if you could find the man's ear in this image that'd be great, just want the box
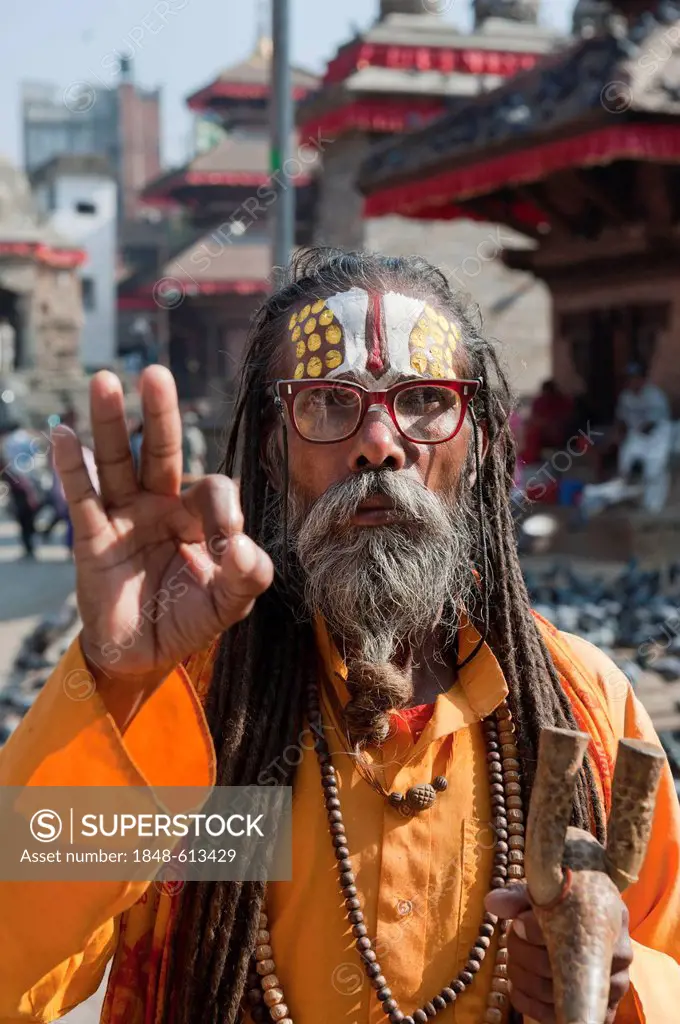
[467,420,489,488]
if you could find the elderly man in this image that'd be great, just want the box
[1,250,679,1024]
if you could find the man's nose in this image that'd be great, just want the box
[347,408,406,472]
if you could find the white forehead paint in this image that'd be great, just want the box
[324,288,369,375]
[325,289,428,381]
[382,293,428,378]
[288,289,462,381]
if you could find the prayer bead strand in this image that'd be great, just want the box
[247,689,525,1023]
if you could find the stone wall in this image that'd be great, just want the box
[313,136,551,397]
[313,134,370,253]
[30,265,83,375]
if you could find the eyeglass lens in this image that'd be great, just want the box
[293,384,462,442]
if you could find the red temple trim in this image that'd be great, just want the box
[123,280,269,301]
[0,241,85,268]
[145,169,312,201]
[186,172,274,186]
[300,99,444,139]
[325,41,541,84]
[364,124,680,218]
[183,280,267,295]
[117,295,159,312]
[188,82,310,109]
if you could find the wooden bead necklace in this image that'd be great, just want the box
[246,686,525,1024]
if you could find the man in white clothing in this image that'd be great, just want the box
[616,363,672,513]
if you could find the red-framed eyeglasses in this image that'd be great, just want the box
[274,377,481,445]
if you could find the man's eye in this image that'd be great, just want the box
[421,387,444,405]
[402,387,442,410]
[329,388,358,407]
[306,388,356,409]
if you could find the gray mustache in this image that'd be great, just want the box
[306,470,440,526]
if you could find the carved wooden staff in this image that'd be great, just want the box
[525,726,665,1024]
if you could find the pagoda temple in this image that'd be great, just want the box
[360,0,680,420]
[0,158,84,377]
[298,0,563,395]
[121,35,318,404]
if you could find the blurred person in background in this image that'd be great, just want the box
[0,317,16,373]
[521,379,574,465]
[616,363,672,513]
[129,421,144,476]
[182,407,207,482]
[0,421,43,558]
[131,413,205,488]
[40,442,71,545]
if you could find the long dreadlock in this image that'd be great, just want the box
[170,248,606,1024]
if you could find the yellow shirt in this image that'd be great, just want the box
[0,624,679,1023]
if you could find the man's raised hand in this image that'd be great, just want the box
[53,366,273,701]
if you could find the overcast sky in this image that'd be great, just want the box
[1,0,574,170]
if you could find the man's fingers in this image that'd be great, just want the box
[90,371,138,508]
[506,928,553,979]
[178,475,273,631]
[511,909,545,946]
[609,902,632,1010]
[612,935,634,972]
[507,962,554,1006]
[139,366,183,495]
[609,969,631,1009]
[489,884,555,1022]
[52,427,109,541]
[210,535,274,627]
[508,984,556,1024]
[484,884,531,921]
[180,476,245,557]
[486,887,546,945]
[612,904,633,967]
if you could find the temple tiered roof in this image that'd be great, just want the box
[359,2,680,239]
[187,37,318,125]
[143,133,317,205]
[298,4,561,139]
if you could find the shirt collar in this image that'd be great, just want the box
[313,615,508,743]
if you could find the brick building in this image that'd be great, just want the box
[117,68,162,223]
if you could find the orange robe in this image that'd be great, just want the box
[0,620,679,1023]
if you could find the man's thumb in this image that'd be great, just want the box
[484,883,531,920]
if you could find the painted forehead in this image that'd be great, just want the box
[286,288,463,381]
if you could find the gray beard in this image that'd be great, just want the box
[284,469,476,666]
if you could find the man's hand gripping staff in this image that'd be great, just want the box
[489,726,664,1024]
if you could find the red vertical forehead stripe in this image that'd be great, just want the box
[365,290,390,379]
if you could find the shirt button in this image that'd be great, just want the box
[397,899,413,917]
